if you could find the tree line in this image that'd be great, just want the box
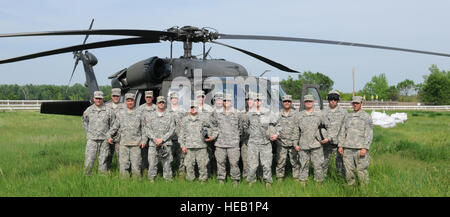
[280,64,449,105]
[1,65,448,105]
[0,83,112,101]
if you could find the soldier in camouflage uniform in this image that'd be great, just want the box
[179,101,218,182]
[321,90,347,177]
[195,90,217,175]
[213,94,243,186]
[213,91,224,113]
[139,90,156,172]
[240,92,257,179]
[106,93,146,178]
[243,93,279,188]
[338,96,373,186]
[82,91,115,175]
[142,96,175,182]
[295,95,329,185]
[275,95,300,182]
[105,88,125,170]
[168,92,187,176]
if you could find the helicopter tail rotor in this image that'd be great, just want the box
[65,19,94,93]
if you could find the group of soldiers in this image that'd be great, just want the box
[82,88,373,187]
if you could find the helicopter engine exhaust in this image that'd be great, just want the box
[110,56,170,89]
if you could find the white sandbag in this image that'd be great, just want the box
[371,111,407,128]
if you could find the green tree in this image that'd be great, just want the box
[419,65,450,105]
[280,71,334,99]
[360,73,389,100]
[387,85,400,101]
[397,79,416,97]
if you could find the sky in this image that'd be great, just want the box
[0,0,449,92]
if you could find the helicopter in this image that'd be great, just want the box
[1,20,449,115]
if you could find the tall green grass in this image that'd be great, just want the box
[0,110,448,196]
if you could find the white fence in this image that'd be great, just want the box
[292,103,449,111]
[0,100,449,111]
[0,100,59,110]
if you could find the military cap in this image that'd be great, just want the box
[190,100,199,108]
[125,93,135,100]
[195,90,205,97]
[214,91,224,100]
[223,93,233,101]
[303,94,314,102]
[328,90,340,96]
[256,93,266,100]
[352,96,363,103]
[145,90,153,97]
[111,88,121,96]
[157,96,166,103]
[93,91,104,99]
[169,92,178,99]
[282,95,292,102]
[327,90,340,101]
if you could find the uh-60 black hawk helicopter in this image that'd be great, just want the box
[1,19,449,115]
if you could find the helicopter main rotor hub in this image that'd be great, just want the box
[163,26,219,43]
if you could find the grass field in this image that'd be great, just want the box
[0,110,448,197]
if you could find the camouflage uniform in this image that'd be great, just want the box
[106,104,145,178]
[275,108,300,179]
[213,106,243,181]
[196,90,217,175]
[105,100,125,169]
[169,104,187,175]
[338,98,373,185]
[321,104,347,177]
[142,102,175,181]
[82,96,115,175]
[179,110,218,181]
[138,102,156,171]
[243,107,278,184]
[296,108,328,183]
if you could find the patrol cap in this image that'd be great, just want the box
[157,96,166,103]
[111,88,121,96]
[303,94,314,102]
[327,90,340,101]
[214,91,224,100]
[195,90,205,97]
[256,93,266,100]
[223,93,233,101]
[125,93,135,100]
[190,100,199,108]
[93,91,104,99]
[145,91,153,97]
[282,95,292,102]
[352,96,363,103]
[169,92,178,99]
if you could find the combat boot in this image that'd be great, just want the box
[265,182,272,189]
[248,181,256,187]
[219,180,224,185]
[233,180,239,188]
[277,177,283,183]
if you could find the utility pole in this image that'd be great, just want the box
[352,66,355,97]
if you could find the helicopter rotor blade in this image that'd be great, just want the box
[0,37,159,64]
[65,58,80,93]
[217,34,450,58]
[0,29,176,38]
[211,41,298,73]
[82,19,95,45]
